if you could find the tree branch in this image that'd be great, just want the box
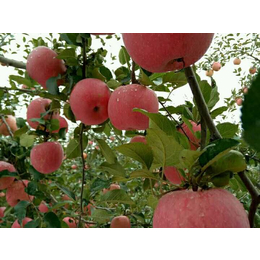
[184,66,222,141]
[0,115,14,137]
[0,55,26,69]
[200,117,207,150]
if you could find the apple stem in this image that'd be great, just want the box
[0,115,14,138]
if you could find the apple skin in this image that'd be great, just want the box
[178,121,201,150]
[249,67,257,74]
[110,216,131,228]
[212,62,221,71]
[0,115,18,136]
[205,69,214,77]
[0,207,6,221]
[27,98,59,129]
[108,84,159,130]
[52,116,68,133]
[63,217,77,228]
[38,201,49,213]
[233,58,241,65]
[26,46,66,89]
[30,142,64,174]
[0,161,16,190]
[164,166,184,185]
[130,135,147,144]
[236,98,243,106]
[70,78,111,125]
[153,189,250,228]
[6,180,34,207]
[122,33,214,73]
[11,217,33,228]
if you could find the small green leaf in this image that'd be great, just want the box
[100,189,134,205]
[20,133,36,147]
[65,136,88,159]
[96,139,117,164]
[99,162,126,178]
[46,76,60,95]
[55,183,76,201]
[129,169,160,181]
[24,218,40,228]
[216,123,238,138]
[64,103,76,123]
[91,209,113,224]
[14,201,30,225]
[44,212,61,228]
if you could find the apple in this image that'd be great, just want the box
[0,192,5,197]
[26,46,66,89]
[110,216,131,228]
[108,84,159,130]
[63,217,77,228]
[164,166,185,185]
[249,67,257,74]
[212,62,221,71]
[178,121,201,150]
[233,58,241,65]
[122,33,214,72]
[110,136,115,141]
[0,115,18,136]
[153,188,250,228]
[52,116,68,133]
[83,152,87,159]
[62,194,73,209]
[236,98,243,106]
[38,201,49,213]
[30,142,64,174]
[130,135,147,144]
[0,161,16,190]
[0,207,6,219]
[205,69,214,77]
[6,180,34,207]
[243,87,248,94]
[109,184,120,190]
[11,217,33,228]
[27,98,59,129]
[71,164,78,170]
[70,78,111,125]
[88,140,93,145]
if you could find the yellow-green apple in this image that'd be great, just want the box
[0,161,16,190]
[122,33,214,72]
[70,78,110,125]
[0,115,17,136]
[110,216,131,228]
[26,46,66,89]
[108,84,158,130]
[30,142,64,174]
[153,189,250,228]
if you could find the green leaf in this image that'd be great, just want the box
[199,139,240,171]
[55,183,76,201]
[0,169,18,178]
[179,149,202,171]
[116,143,153,169]
[9,75,34,88]
[46,75,60,95]
[43,212,61,228]
[129,169,160,181]
[14,201,30,225]
[162,71,187,87]
[99,66,112,81]
[65,136,88,159]
[91,209,113,224]
[210,106,228,119]
[216,123,238,138]
[147,195,159,210]
[14,125,29,138]
[60,33,80,46]
[29,166,43,181]
[139,68,153,86]
[242,72,260,152]
[100,189,134,205]
[96,139,117,164]
[90,178,110,192]
[99,162,126,178]
[208,86,220,110]
[64,103,76,123]
[119,46,130,65]
[19,133,36,147]
[24,218,40,228]
[56,48,76,59]
[107,79,121,90]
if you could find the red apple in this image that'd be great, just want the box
[109,184,120,190]
[122,33,214,72]
[52,116,68,133]
[63,217,77,228]
[108,84,159,130]
[130,135,147,144]
[12,217,33,228]
[205,69,214,77]
[26,46,66,89]
[164,166,185,185]
[249,67,257,74]
[0,115,18,136]
[110,216,131,228]
[212,62,221,71]
[6,180,34,207]
[178,121,201,150]
[0,161,16,190]
[27,98,59,129]
[30,142,64,174]
[243,87,248,94]
[71,164,78,170]
[70,78,111,125]
[0,207,6,219]
[88,141,93,145]
[38,201,49,213]
[236,98,243,106]
[153,188,250,228]
[233,58,241,65]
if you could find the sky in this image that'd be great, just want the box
[0,33,252,126]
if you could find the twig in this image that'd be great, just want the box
[131,61,138,84]
[0,55,26,69]
[0,115,14,137]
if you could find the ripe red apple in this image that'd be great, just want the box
[70,78,111,125]
[0,115,18,136]
[212,62,221,71]
[38,201,49,213]
[6,180,34,207]
[63,217,77,228]
[233,58,241,65]
[0,161,16,190]
[108,84,159,130]
[249,67,257,74]
[71,164,78,170]
[110,216,131,228]
[205,69,214,77]
[26,46,67,89]
[178,121,201,150]
[153,189,250,228]
[236,98,243,106]
[30,142,64,174]
[164,166,185,185]
[52,116,68,133]
[122,33,214,72]
[11,217,33,228]
[130,135,147,144]
[27,98,59,129]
